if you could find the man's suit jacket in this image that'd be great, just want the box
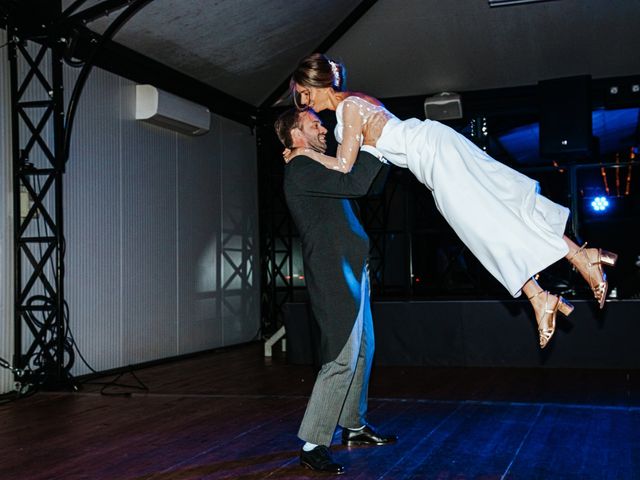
[283,151,387,363]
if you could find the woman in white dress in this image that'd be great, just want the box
[286,53,617,349]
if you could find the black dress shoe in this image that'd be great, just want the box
[300,445,345,474]
[341,424,398,446]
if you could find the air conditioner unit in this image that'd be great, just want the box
[424,92,463,121]
[135,84,210,135]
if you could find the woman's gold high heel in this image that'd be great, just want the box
[568,243,618,309]
[527,291,575,349]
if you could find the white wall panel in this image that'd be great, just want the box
[119,79,178,365]
[176,115,224,354]
[64,67,122,373]
[1,28,15,394]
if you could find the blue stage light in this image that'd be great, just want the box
[590,196,610,212]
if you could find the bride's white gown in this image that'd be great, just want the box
[335,96,569,297]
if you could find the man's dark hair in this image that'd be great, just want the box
[274,107,308,148]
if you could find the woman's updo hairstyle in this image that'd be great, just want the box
[290,53,346,109]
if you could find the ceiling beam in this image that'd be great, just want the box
[64,0,137,25]
[70,26,257,126]
[0,1,258,127]
[0,0,62,35]
[259,0,379,110]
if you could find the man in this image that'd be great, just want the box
[274,108,396,475]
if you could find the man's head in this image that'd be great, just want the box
[274,108,327,153]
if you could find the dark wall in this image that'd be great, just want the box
[284,300,640,369]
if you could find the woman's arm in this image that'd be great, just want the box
[335,97,368,171]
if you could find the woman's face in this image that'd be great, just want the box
[295,84,329,111]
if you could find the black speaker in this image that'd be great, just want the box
[538,75,593,158]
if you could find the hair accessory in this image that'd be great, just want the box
[328,60,340,87]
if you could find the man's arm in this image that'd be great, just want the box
[367,163,390,197]
[286,151,383,198]
[358,110,390,196]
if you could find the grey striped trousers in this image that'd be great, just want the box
[297,268,374,446]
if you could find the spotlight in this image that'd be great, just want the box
[609,86,619,95]
[590,196,610,212]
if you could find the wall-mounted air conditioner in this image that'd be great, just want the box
[135,84,210,135]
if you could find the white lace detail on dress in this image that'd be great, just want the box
[334,96,391,171]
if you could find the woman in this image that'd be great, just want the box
[286,53,617,349]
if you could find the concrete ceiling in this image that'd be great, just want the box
[69,0,363,105]
[64,0,640,107]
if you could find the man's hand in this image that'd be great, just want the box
[362,111,391,146]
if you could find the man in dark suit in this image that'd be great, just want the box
[274,108,396,475]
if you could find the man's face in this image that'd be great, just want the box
[296,110,327,153]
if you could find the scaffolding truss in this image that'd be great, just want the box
[8,20,70,388]
[5,0,154,390]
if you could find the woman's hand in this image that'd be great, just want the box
[283,147,306,162]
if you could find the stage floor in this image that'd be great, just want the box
[1,343,639,479]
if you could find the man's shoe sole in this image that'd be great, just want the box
[300,459,345,474]
[342,440,393,446]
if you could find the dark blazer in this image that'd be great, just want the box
[284,151,387,363]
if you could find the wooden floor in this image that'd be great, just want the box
[1,342,640,479]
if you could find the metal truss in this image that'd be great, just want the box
[257,126,295,337]
[221,201,258,335]
[359,182,395,293]
[4,0,153,390]
[8,25,70,388]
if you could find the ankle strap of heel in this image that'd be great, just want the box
[527,290,547,301]
[567,242,588,263]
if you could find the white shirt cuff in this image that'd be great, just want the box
[360,145,388,164]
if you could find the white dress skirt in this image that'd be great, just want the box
[335,97,570,297]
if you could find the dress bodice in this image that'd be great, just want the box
[333,95,410,170]
[334,96,394,144]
